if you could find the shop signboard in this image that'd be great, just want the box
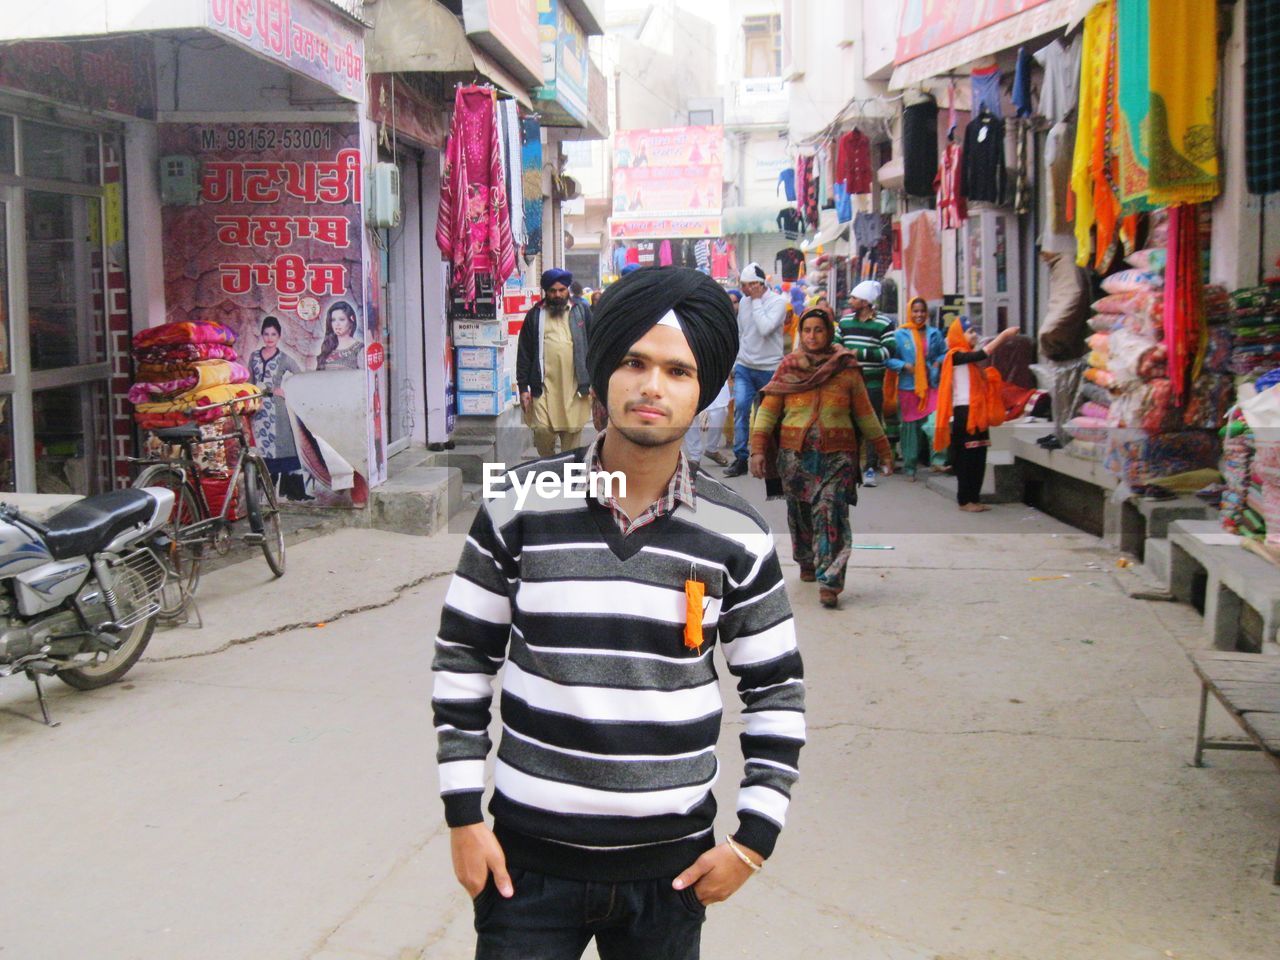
[463,0,542,88]
[535,0,589,127]
[160,121,372,508]
[368,74,447,150]
[206,0,366,101]
[610,126,724,239]
[0,37,156,118]
[895,0,1052,63]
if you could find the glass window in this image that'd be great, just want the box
[0,116,15,175]
[33,382,107,496]
[0,395,13,493]
[26,192,106,370]
[21,121,100,185]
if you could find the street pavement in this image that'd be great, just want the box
[2,471,1279,959]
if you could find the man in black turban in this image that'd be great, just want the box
[437,265,803,960]
[516,268,592,456]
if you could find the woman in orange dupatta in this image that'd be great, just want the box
[934,319,1017,512]
[884,297,947,480]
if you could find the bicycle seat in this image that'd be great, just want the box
[41,489,158,560]
[152,425,203,442]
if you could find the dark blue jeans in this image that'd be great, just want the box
[473,867,705,960]
[732,363,777,463]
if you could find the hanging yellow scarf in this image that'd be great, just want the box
[1147,0,1220,205]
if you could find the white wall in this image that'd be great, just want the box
[123,119,166,332]
[785,1,886,143]
[862,0,902,80]
[0,0,205,39]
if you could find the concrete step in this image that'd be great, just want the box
[369,464,463,537]
[1143,536,1173,591]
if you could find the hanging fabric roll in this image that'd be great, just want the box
[902,92,938,198]
[1071,1,1113,268]
[520,114,543,259]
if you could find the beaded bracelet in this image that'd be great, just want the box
[725,835,763,872]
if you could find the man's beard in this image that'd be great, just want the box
[608,400,691,448]
[544,300,569,316]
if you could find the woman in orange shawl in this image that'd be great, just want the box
[884,297,947,480]
[934,319,1017,512]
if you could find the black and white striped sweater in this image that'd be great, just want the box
[432,451,805,881]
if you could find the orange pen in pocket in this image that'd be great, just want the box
[684,570,705,652]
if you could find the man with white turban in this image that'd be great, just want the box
[838,279,897,484]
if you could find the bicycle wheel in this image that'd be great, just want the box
[242,456,285,577]
[133,465,205,618]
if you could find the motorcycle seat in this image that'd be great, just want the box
[41,489,158,560]
[151,425,202,442]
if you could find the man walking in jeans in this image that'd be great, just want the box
[433,266,805,960]
[724,262,787,477]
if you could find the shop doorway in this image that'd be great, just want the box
[0,114,118,496]
[378,150,424,459]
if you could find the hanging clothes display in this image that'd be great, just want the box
[659,240,673,267]
[902,94,939,198]
[1071,2,1112,267]
[710,239,737,280]
[778,167,796,201]
[777,207,803,239]
[1163,204,1204,401]
[500,100,525,248]
[437,85,516,307]
[635,240,658,266]
[1246,0,1280,194]
[775,247,805,282]
[961,110,1006,204]
[1012,47,1033,118]
[1116,0,1155,212]
[1036,34,1082,255]
[970,65,1004,117]
[520,115,543,259]
[796,155,819,228]
[694,239,711,273]
[1146,0,1220,205]
[835,128,872,194]
[1088,1,1122,267]
[934,140,966,228]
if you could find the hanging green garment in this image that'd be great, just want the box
[1116,0,1156,212]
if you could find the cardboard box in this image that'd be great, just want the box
[452,320,506,347]
[457,390,505,416]
[458,367,501,392]
[456,346,501,369]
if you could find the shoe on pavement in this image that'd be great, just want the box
[819,588,839,608]
[799,566,816,582]
[862,468,877,488]
[723,459,749,478]
[706,450,731,466]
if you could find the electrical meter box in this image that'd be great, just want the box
[159,155,200,206]
[369,162,401,228]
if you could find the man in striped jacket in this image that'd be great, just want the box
[433,267,805,960]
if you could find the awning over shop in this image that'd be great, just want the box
[365,0,474,73]
[364,0,533,107]
[888,0,1093,90]
[802,217,848,252]
[722,205,785,235]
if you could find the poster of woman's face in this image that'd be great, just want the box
[317,299,364,371]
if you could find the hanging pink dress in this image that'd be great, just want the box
[436,85,517,307]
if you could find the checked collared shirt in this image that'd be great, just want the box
[584,429,696,536]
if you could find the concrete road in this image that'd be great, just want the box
[1,475,1278,960]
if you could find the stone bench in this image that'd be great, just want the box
[1190,650,1280,883]
[1169,520,1280,654]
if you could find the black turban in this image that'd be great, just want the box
[587,266,739,414]
[541,268,573,290]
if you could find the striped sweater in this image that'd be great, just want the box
[432,450,805,881]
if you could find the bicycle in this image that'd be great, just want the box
[130,388,285,620]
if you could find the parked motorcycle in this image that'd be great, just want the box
[0,487,175,726]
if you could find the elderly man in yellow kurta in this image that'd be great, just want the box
[516,269,593,456]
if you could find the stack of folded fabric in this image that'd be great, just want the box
[1220,409,1253,535]
[1229,286,1280,379]
[130,321,261,428]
